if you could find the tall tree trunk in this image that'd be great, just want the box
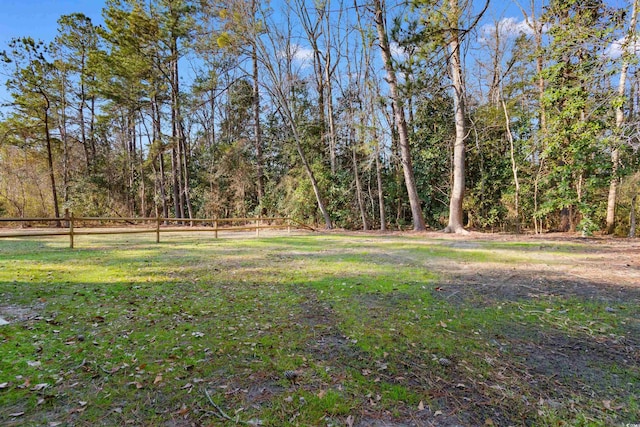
[43,105,61,226]
[630,194,637,238]
[444,0,468,234]
[373,0,425,231]
[502,99,520,233]
[252,43,264,204]
[352,135,368,231]
[374,127,386,231]
[607,0,638,234]
[172,146,183,220]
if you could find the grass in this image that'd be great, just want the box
[0,232,638,426]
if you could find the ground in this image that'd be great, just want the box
[0,230,638,426]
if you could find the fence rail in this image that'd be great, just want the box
[0,216,311,248]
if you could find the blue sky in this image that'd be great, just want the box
[0,0,633,108]
[0,0,104,43]
[0,1,105,106]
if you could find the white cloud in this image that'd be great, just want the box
[390,41,408,59]
[275,43,314,68]
[606,36,640,59]
[291,44,314,63]
[479,17,545,43]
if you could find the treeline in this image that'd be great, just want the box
[1,0,639,235]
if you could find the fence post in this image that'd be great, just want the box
[256,216,261,237]
[69,213,75,249]
[214,218,218,239]
[156,216,160,243]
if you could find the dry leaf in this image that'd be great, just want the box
[346,414,355,427]
[154,374,163,385]
[418,401,425,411]
[31,383,49,391]
[0,382,9,389]
[602,400,612,410]
[9,412,25,417]
[434,410,443,416]
[317,389,327,399]
[439,321,447,328]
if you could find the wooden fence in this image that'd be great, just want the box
[0,216,311,248]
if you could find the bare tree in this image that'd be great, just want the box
[372,0,426,231]
[606,0,638,234]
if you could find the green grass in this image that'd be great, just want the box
[0,232,638,426]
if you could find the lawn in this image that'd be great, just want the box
[0,232,638,426]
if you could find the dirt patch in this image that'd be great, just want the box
[502,326,639,397]
[0,304,43,325]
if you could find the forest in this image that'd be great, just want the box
[1,0,639,235]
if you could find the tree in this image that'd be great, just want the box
[372,0,426,231]
[539,0,619,234]
[2,38,62,223]
[606,0,638,234]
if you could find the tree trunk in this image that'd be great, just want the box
[606,0,638,234]
[353,139,368,231]
[444,1,468,234]
[630,195,637,238]
[171,146,183,220]
[43,105,61,226]
[374,128,387,231]
[373,0,426,231]
[502,100,520,233]
[252,43,265,204]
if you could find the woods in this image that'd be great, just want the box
[1,0,639,235]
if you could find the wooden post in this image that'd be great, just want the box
[214,218,218,239]
[256,216,261,237]
[69,213,75,249]
[156,216,161,243]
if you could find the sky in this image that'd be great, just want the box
[0,0,634,108]
[0,0,104,43]
[0,1,104,106]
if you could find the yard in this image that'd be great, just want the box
[0,231,638,426]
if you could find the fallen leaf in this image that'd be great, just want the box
[154,374,163,385]
[434,410,443,416]
[9,412,25,417]
[602,400,612,410]
[317,389,327,399]
[346,414,355,427]
[79,401,87,406]
[31,383,49,391]
[418,401,425,411]
[0,382,9,389]
[439,321,447,328]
